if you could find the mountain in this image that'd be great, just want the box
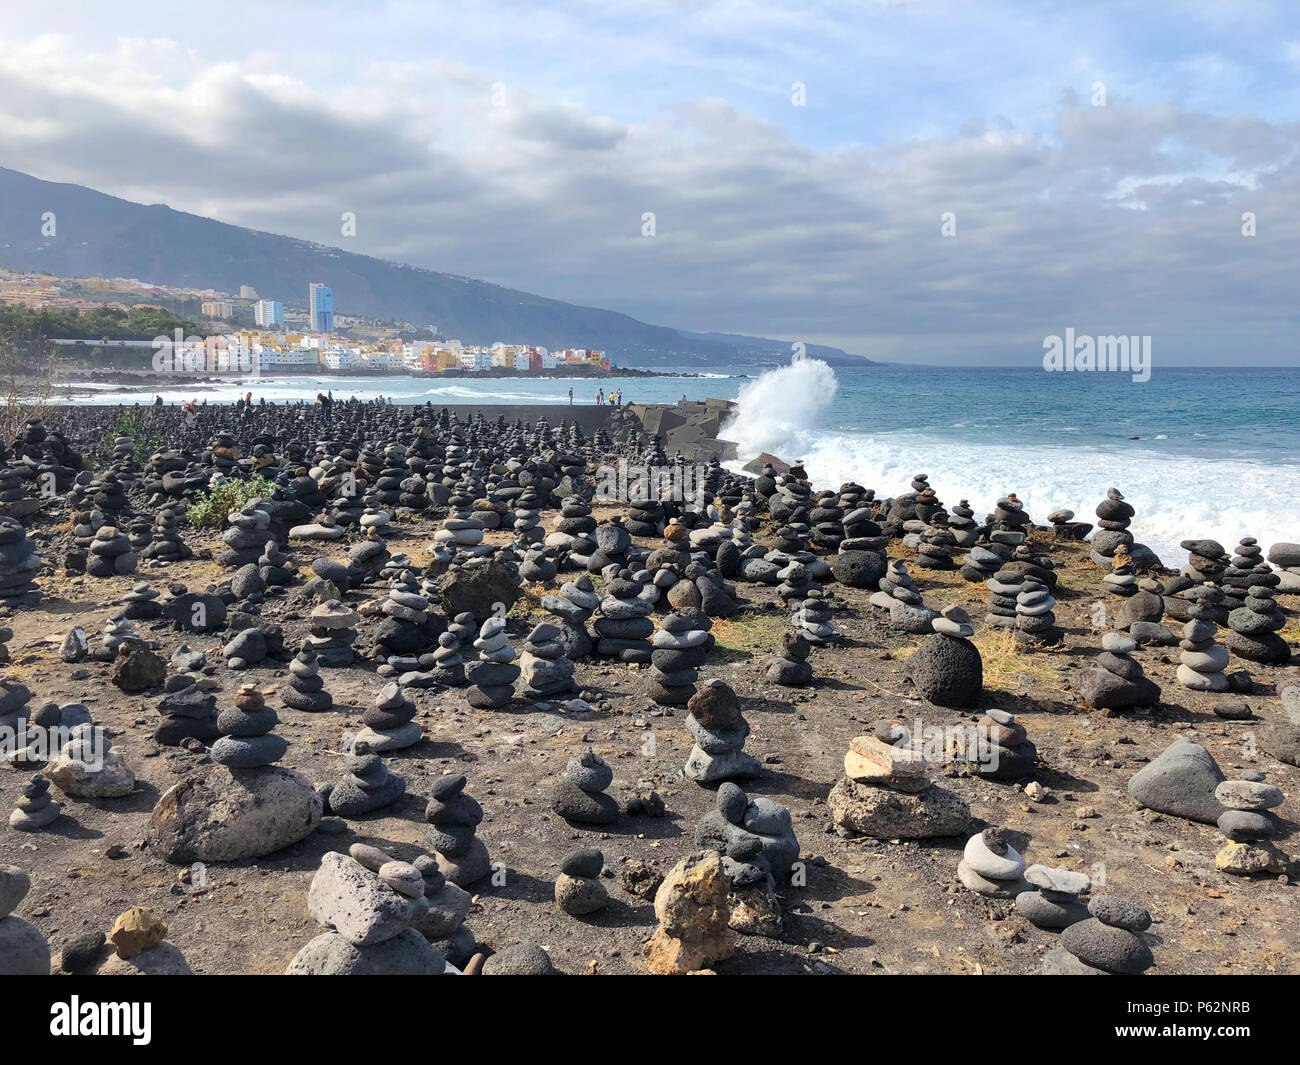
[0,167,872,369]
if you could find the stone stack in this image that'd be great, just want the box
[140,507,192,564]
[683,680,761,784]
[1015,866,1091,930]
[518,545,558,583]
[112,582,159,621]
[552,747,619,824]
[593,570,655,663]
[1221,537,1277,610]
[306,600,360,668]
[541,576,599,659]
[1015,576,1062,646]
[959,543,1002,584]
[647,612,708,706]
[1046,896,1154,975]
[511,486,544,545]
[1225,587,1290,665]
[906,607,984,709]
[1268,542,1300,594]
[410,852,476,965]
[1176,596,1230,692]
[323,752,406,818]
[86,526,136,578]
[427,631,467,686]
[588,516,632,572]
[434,491,485,551]
[279,650,333,713]
[985,567,1025,628]
[286,851,445,975]
[426,773,492,887]
[466,617,520,709]
[1048,508,1092,541]
[695,782,800,937]
[1072,632,1162,711]
[957,827,1027,897]
[220,502,273,567]
[47,722,136,799]
[988,494,1031,549]
[372,584,439,674]
[1214,777,1288,876]
[212,686,287,769]
[1089,487,1135,571]
[870,560,939,634]
[355,682,422,752]
[8,774,60,831]
[829,730,972,839]
[914,512,957,570]
[792,589,839,645]
[518,622,578,700]
[1103,543,1138,597]
[766,629,813,687]
[948,707,1037,782]
[257,541,293,587]
[0,518,40,606]
[948,499,981,547]
[0,867,49,975]
[153,675,219,746]
[555,847,608,916]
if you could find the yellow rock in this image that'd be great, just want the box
[109,906,167,959]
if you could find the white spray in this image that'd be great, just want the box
[723,351,840,461]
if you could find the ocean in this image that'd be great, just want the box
[63,362,1300,566]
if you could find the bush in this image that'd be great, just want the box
[186,476,276,529]
[102,408,164,464]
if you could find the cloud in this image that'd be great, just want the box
[0,6,1296,365]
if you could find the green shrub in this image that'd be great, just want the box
[186,476,276,529]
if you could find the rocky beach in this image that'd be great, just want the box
[0,382,1293,979]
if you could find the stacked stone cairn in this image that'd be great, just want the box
[593,570,655,663]
[793,588,840,645]
[354,682,422,752]
[696,782,800,937]
[427,631,467,686]
[47,721,136,799]
[466,617,519,709]
[870,560,938,634]
[306,600,360,668]
[555,847,608,917]
[948,499,981,547]
[286,850,445,975]
[1225,585,1290,665]
[957,827,1027,897]
[985,566,1025,628]
[426,773,492,887]
[948,707,1037,782]
[960,543,1002,584]
[1176,590,1230,692]
[153,672,219,746]
[1046,896,1154,975]
[279,650,333,713]
[518,622,578,700]
[766,629,813,687]
[1089,487,1135,570]
[1072,632,1161,711]
[828,728,972,839]
[140,506,191,564]
[410,851,476,965]
[0,518,41,606]
[0,866,49,974]
[552,747,619,824]
[323,752,406,818]
[1015,576,1062,647]
[683,680,761,784]
[1220,536,1277,611]
[1214,776,1288,876]
[9,774,60,831]
[87,525,136,578]
[647,611,709,706]
[372,584,437,674]
[212,686,287,769]
[905,605,984,709]
[1268,541,1300,595]
[1015,865,1091,930]
[1103,543,1138,597]
[1048,508,1092,541]
[119,583,163,621]
[541,576,599,659]
[914,511,957,570]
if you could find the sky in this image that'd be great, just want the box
[0,0,1298,365]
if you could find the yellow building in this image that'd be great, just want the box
[436,349,458,371]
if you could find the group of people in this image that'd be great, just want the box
[567,387,624,406]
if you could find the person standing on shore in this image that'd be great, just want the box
[596,388,603,405]
[616,389,622,406]
[568,388,573,406]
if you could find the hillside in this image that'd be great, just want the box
[0,167,871,368]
